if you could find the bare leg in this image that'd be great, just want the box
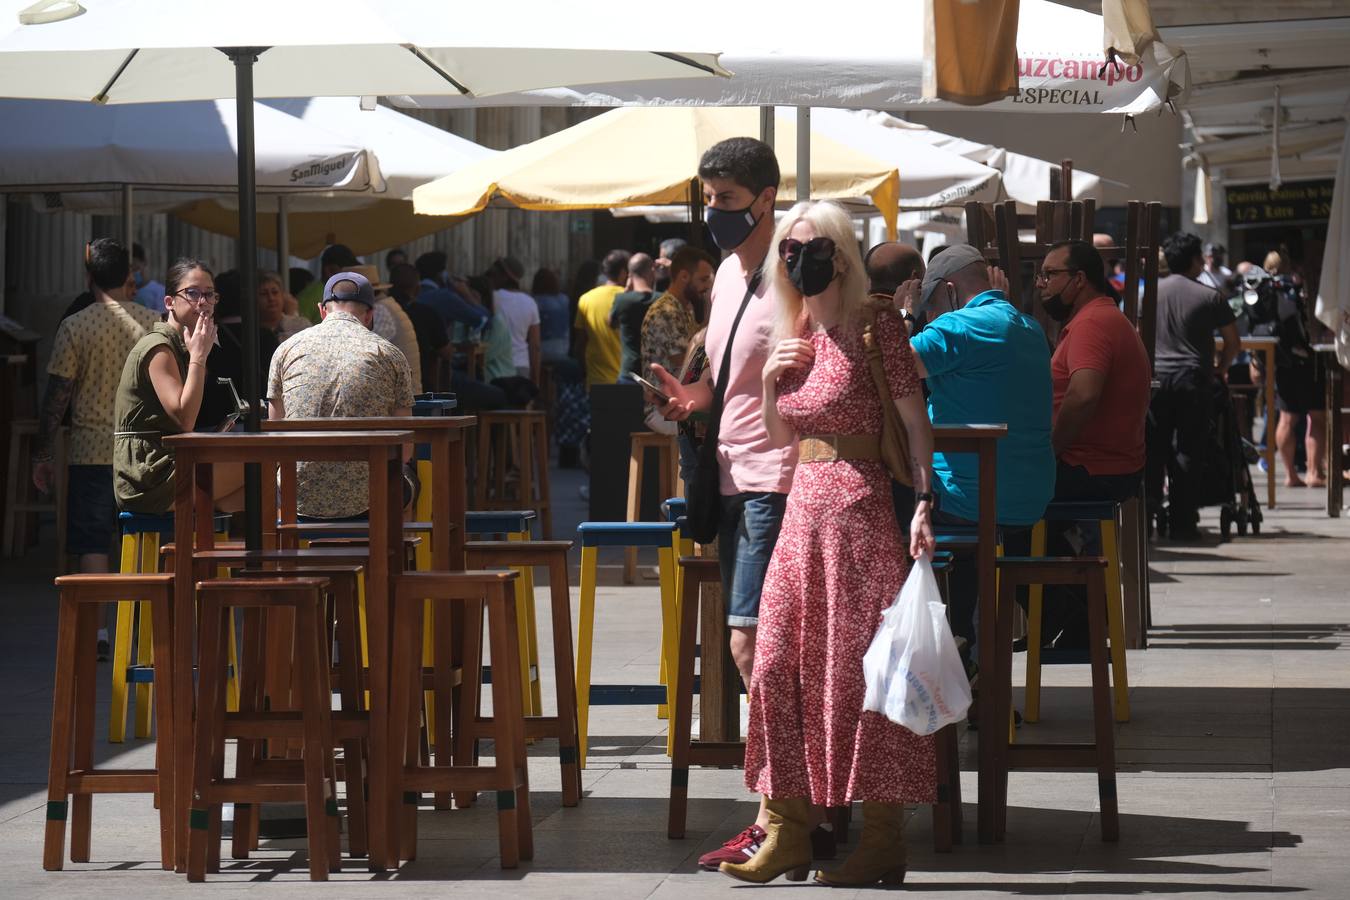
[1276,412,1305,486]
[1306,411,1328,486]
[212,463,248,513]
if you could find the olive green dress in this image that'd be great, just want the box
[113,323,188,514]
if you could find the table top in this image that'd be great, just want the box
[264,416,475,433]
[1216,335,1279,347]
[932,424,1008,439]
[164,430,413,449]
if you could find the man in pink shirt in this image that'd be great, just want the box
[652,137,811,868]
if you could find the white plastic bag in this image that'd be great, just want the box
[862,554,973,735]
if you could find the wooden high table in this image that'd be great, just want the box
[162,429,412,872]
[263,416,476,568]
[931,424,1005,843]
[1216,335,1278,510]
[1313,345,1346,517]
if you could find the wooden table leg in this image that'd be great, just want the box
[1263,346,1278,510]
[172,456,212,871]
[1327,360,1343,518]
[364,449,397,870]
[976,439,1000,844]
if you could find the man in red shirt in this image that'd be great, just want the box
[1038,239,1151,646]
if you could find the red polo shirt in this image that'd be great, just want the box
[1051,297,1151,475]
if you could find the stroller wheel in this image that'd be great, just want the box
[1236,509,1249,536]
[1252,518,1261,536]
[1219,507,1233,543]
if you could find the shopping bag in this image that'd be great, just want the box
[862,554,973,735]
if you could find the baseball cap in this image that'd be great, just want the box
[919,244,987,311]
[322,271,375,307]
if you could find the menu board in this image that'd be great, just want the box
[1226,180,1335,228]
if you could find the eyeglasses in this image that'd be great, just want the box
[1035,267,1076,284]
[778,236,836,262]
[175,287,220,304]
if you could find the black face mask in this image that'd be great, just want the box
[787,250,836,297]
[1041,291,1073,323]
[704,199,763,251]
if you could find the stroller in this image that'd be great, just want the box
[1199,377,1263,541]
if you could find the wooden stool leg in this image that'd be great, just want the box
[658,547,678,747]
[993,572,1018,843]
[499,585,533,861]
[186,602,229,882]
[42,593,80,871]
[667,566,700,839]
[231,609,264,860]
[624,443,642,584]
[452,598,484,808]
[493,423,508,505]
[546,555,582,807]
[295,601,333,881]
[1101,519,1130,722]
[1024,522,1047,723]
[133,533,158,738]
[534,419,552,539]
[1086,569,1120,842]
[932,724,954,853]
[486,588,523,868]
[430,598,455,810]
[474,423,490,509]
[69,602,98,863]
[149,585,177,871]
[390,593,424,861]
[575,546,599,769]
[333,579,369,859]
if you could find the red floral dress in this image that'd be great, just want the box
[743,310,936,806]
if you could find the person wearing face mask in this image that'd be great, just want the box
[893,244,1055,677]
[650,137,819,872]
[131,243,167,313]
[722,200,937,887]
[1037,239,1151,648]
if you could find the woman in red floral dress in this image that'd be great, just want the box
[720,201,937,887]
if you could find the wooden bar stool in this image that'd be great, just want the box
[1027,501,1131,723]
[3,418,63,557]
[110,511,233,743]
[188,578,341,882]
[467,510,543,716]
[390,572,533,868]
[993,557,1119,842]
[576,522,680,767]
[45,574,175,872]
[473,410,552,538]
[623,431,680,583]
[464,539,581,807]
[228,565,371,861]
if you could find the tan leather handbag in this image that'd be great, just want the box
[861,299,913,487]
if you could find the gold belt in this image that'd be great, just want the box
[798,434,881,463]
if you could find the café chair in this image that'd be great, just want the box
[623,431,680,583]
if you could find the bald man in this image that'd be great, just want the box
[865,241,926,302]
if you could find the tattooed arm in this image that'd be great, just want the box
[32,374,73,493]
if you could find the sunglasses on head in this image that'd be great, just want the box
[778,236,836,262]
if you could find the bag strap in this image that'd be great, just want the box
[708,266,764,413]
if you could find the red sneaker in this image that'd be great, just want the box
[698,824,766,870]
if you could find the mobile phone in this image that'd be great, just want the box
[632,373,672,404]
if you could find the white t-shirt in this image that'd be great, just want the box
[493,288,541,369]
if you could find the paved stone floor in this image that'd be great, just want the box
[1,464,1346,898]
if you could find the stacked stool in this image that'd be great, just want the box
[473,410,552,538]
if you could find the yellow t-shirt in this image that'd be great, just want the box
[574,283,624,387]
[48,299,161,466]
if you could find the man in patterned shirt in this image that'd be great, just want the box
[267,271,414,519]
[640,245,716,379]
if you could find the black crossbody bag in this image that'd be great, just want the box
[685,268,763,544]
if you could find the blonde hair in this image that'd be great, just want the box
[1263,250,1287,275]
[766,200,866,341]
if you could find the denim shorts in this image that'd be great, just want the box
[716,491,788,627]
[67,465,117,556]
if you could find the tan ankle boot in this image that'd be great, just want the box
[719,797,812,884]
[813,801,907,887]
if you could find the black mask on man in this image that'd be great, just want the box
[1041,291,1074,323]
[704,198,762,251]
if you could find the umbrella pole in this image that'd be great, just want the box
[227,46,267,550]
[796,106,810,202]
[276,194,290,277]
[121,185,133,247]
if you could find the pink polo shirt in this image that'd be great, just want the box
[704,255,797,495]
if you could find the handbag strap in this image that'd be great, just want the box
[708,266,764,415]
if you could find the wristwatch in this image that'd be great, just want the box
[914,491,935,503]
[897,309,916,326]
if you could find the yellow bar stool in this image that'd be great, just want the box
[1026,500,1130,723]
[575,521,680,768]
[109,511,235,742]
